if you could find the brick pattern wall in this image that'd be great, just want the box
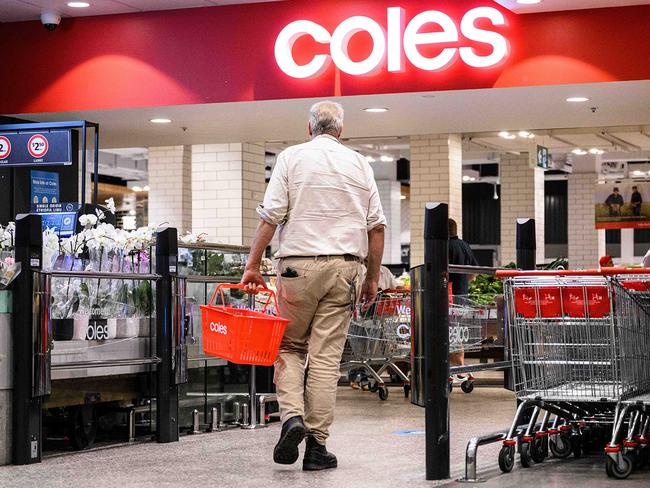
[148,146,192,233]
[191,143,265,245]
[409,134,463,266]
[500,154,545,265]
[568,173,605,269]
[376,180,402,264]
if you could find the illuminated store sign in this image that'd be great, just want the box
[274,6,509,79]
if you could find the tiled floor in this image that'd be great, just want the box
[0,384,646,487]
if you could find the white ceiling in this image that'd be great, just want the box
[0,0,648,22]
[17,80,650,149]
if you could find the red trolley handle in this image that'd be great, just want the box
[496,267,650,278]
[208,283,277,313]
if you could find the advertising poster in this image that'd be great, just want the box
[30,170,60,208]
[596,181,650,229]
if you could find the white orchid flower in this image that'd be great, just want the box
[79,214,98,229]
[95,207,106,222]
[105,197,117,214]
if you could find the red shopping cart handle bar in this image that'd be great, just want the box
[496,267,650,278]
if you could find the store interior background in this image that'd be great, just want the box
[20,80,650,270]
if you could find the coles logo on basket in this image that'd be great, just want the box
[274,5,510,79]
[209,322,228,335]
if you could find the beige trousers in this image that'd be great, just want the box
[274,256,361,445]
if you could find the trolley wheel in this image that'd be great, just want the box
[460,380,474,394]
[550,434,572,459]
[69,405,97,451]
[403,384,411,399]
[571,435,582,459]
[606,455,634,480]
[531,437,547,463]
[378,387,389,401]
[520,442,533,468]
[498,445,515,473]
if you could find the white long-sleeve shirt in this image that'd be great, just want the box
[257,134,387,259]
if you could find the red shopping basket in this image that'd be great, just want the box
[200,284,288,366]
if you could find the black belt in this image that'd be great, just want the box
[284,254,361,262]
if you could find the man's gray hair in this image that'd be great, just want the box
[309,101,344,137]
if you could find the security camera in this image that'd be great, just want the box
[41,11,61,31]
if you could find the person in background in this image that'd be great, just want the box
[600,255,614,268]
[605,187,624,216]
[241,101,386,472]
[448,219,479,382]
[631,186,643,217]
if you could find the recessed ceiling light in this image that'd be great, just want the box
[363,107,388,113]
[498,131,517,140]
[572,149,588,155]
[150,118,172,124]
[380,155,394,162]
[365,156,376,163]
[589,148,605,155]
[67,2,90,7]
[566,97,590,103]
[132,186,143,192]
[516,0,542,4]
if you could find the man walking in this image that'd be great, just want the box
[631,186,643,217]
[241,101,386,471]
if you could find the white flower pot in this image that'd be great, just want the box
[72,314,89,341]
[116,317,139,338]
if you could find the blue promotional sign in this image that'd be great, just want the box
[31,170,60,209]
[41,212,77,237]
[0,130,72,167]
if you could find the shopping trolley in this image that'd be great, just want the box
[342,290,412,401]
[448,295,496,393]
[494,269,650,479]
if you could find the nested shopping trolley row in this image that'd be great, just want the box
[342,290,497,400]
[496,269,650,480]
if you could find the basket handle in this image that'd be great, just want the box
[208,283,278,314]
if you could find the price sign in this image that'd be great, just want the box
[0,136,11,160]
[0,130,71,167]
[28,134,49,158]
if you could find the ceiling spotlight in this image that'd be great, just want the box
[149,118,172,124]
[589,148,605,155]
[365,156,376,163]
[498,131,517,140]
[363,107,389,113]
[463,175,471,182]
[566,97,590,103]
[400,195,407,200]
[518,131,530,138]
[132,186,143,192]
[380,155,394,162]
[633,170,644,176]
[67,1,90,7]
[572,149,588,156]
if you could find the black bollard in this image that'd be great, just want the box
[12,214,45,464]
[516,218,536,271]
[155,227,180,443]
[423,203,450,481]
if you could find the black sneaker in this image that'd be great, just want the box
[303,437,338,471]
[273,416,306,465]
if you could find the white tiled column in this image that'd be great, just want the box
[568,173,606,269]
[500,154,545,266]
[409,134,463,267]
[147,146,192,233]
[191,143,266,245]
[376,180,402,265]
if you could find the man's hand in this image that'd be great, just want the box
[360,278,379,312]
[241,268,266,294]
